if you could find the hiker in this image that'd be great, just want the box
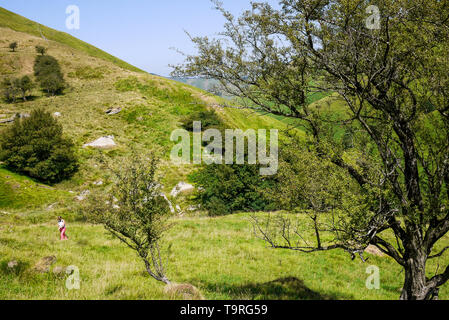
[58,216,68,240]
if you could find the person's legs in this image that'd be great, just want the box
[62,227,68,240]
[59,228,64,240]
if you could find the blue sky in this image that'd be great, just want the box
[1,0,279,76]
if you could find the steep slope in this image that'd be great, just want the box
[0,7,143,73]
[0,8,289,206]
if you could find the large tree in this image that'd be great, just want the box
[173,0,449,300]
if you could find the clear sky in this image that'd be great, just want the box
[0,0,279,76]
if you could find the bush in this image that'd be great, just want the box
[35,46,47,56]
[33,55,66,95]
[190,163,276,216]
[0,109,79,184]
[9,42,17,52]
[180,109,223,132]
[1,76,34,102]
[1,78,20,102]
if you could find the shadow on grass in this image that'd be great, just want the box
[199,276,355,300]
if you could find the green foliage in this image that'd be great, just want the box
[35,45,46,56]
[180,109,223,132]
[190,163,275,216]
[86,154,172,283]
[33,55,66,95]
[0,109,79,184]
[8,41,17,52]
[1,75,34,102]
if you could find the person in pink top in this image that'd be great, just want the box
[58,216,68,240]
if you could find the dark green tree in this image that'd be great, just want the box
[15,76,34,101]
[35,45,47,56]
[0,109,79,184]
[1,78,20,103]
[9,42,17,52]
[33,55,66,95]
[174,0,449,300]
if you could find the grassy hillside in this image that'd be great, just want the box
[1,8,448,301]
[3,211,448,300]
[0,7,143,73]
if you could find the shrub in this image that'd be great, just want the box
[0,76,34,103]
[35,46,47,56]
[0,109,79,184]
[180,109,223,131]
[1,78,20,102]
[9,42,17,52]
[86,154,172,284]
[190,163,276,216]
[33,55,66,95]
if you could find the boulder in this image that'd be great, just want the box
[83,136,116,149]
[53,112,62,117]
[52,266,65,278]
[33,256,57,273]
[170,182,195,198]
[7,260,18,269]
[161,193,175,214]
[105,107,122,115]
[75,190,90,201]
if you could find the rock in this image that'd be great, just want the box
[170,182,195,198]
[52,266,65,277]
[47,202,58,210]
[7,260,18,269]
[93,180,103,186]
[164,283,204,300]
[187,205,199,212]
[83,136,116,149]
[161,193,175,214]
[365,245,385,257]
[33,256,57,273]
[53,112,62,117]
[105,107,122,115]
[75,190,90,201]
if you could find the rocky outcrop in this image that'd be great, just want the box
[170,182,195,198]
[83,136,116,149]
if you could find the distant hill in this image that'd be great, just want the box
[170,77,233,98]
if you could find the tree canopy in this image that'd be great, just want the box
[174,0,449,300]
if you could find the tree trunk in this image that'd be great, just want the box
[400,250,432,300]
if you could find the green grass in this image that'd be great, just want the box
[2,211,445,300]
[0,168,70,210]
[1,7,436,301]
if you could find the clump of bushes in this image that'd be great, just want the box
[33,55,66,95]
[180,109,223,131]
[1,76,34,102]
[190,163,276,216]
[0,109,79,184]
